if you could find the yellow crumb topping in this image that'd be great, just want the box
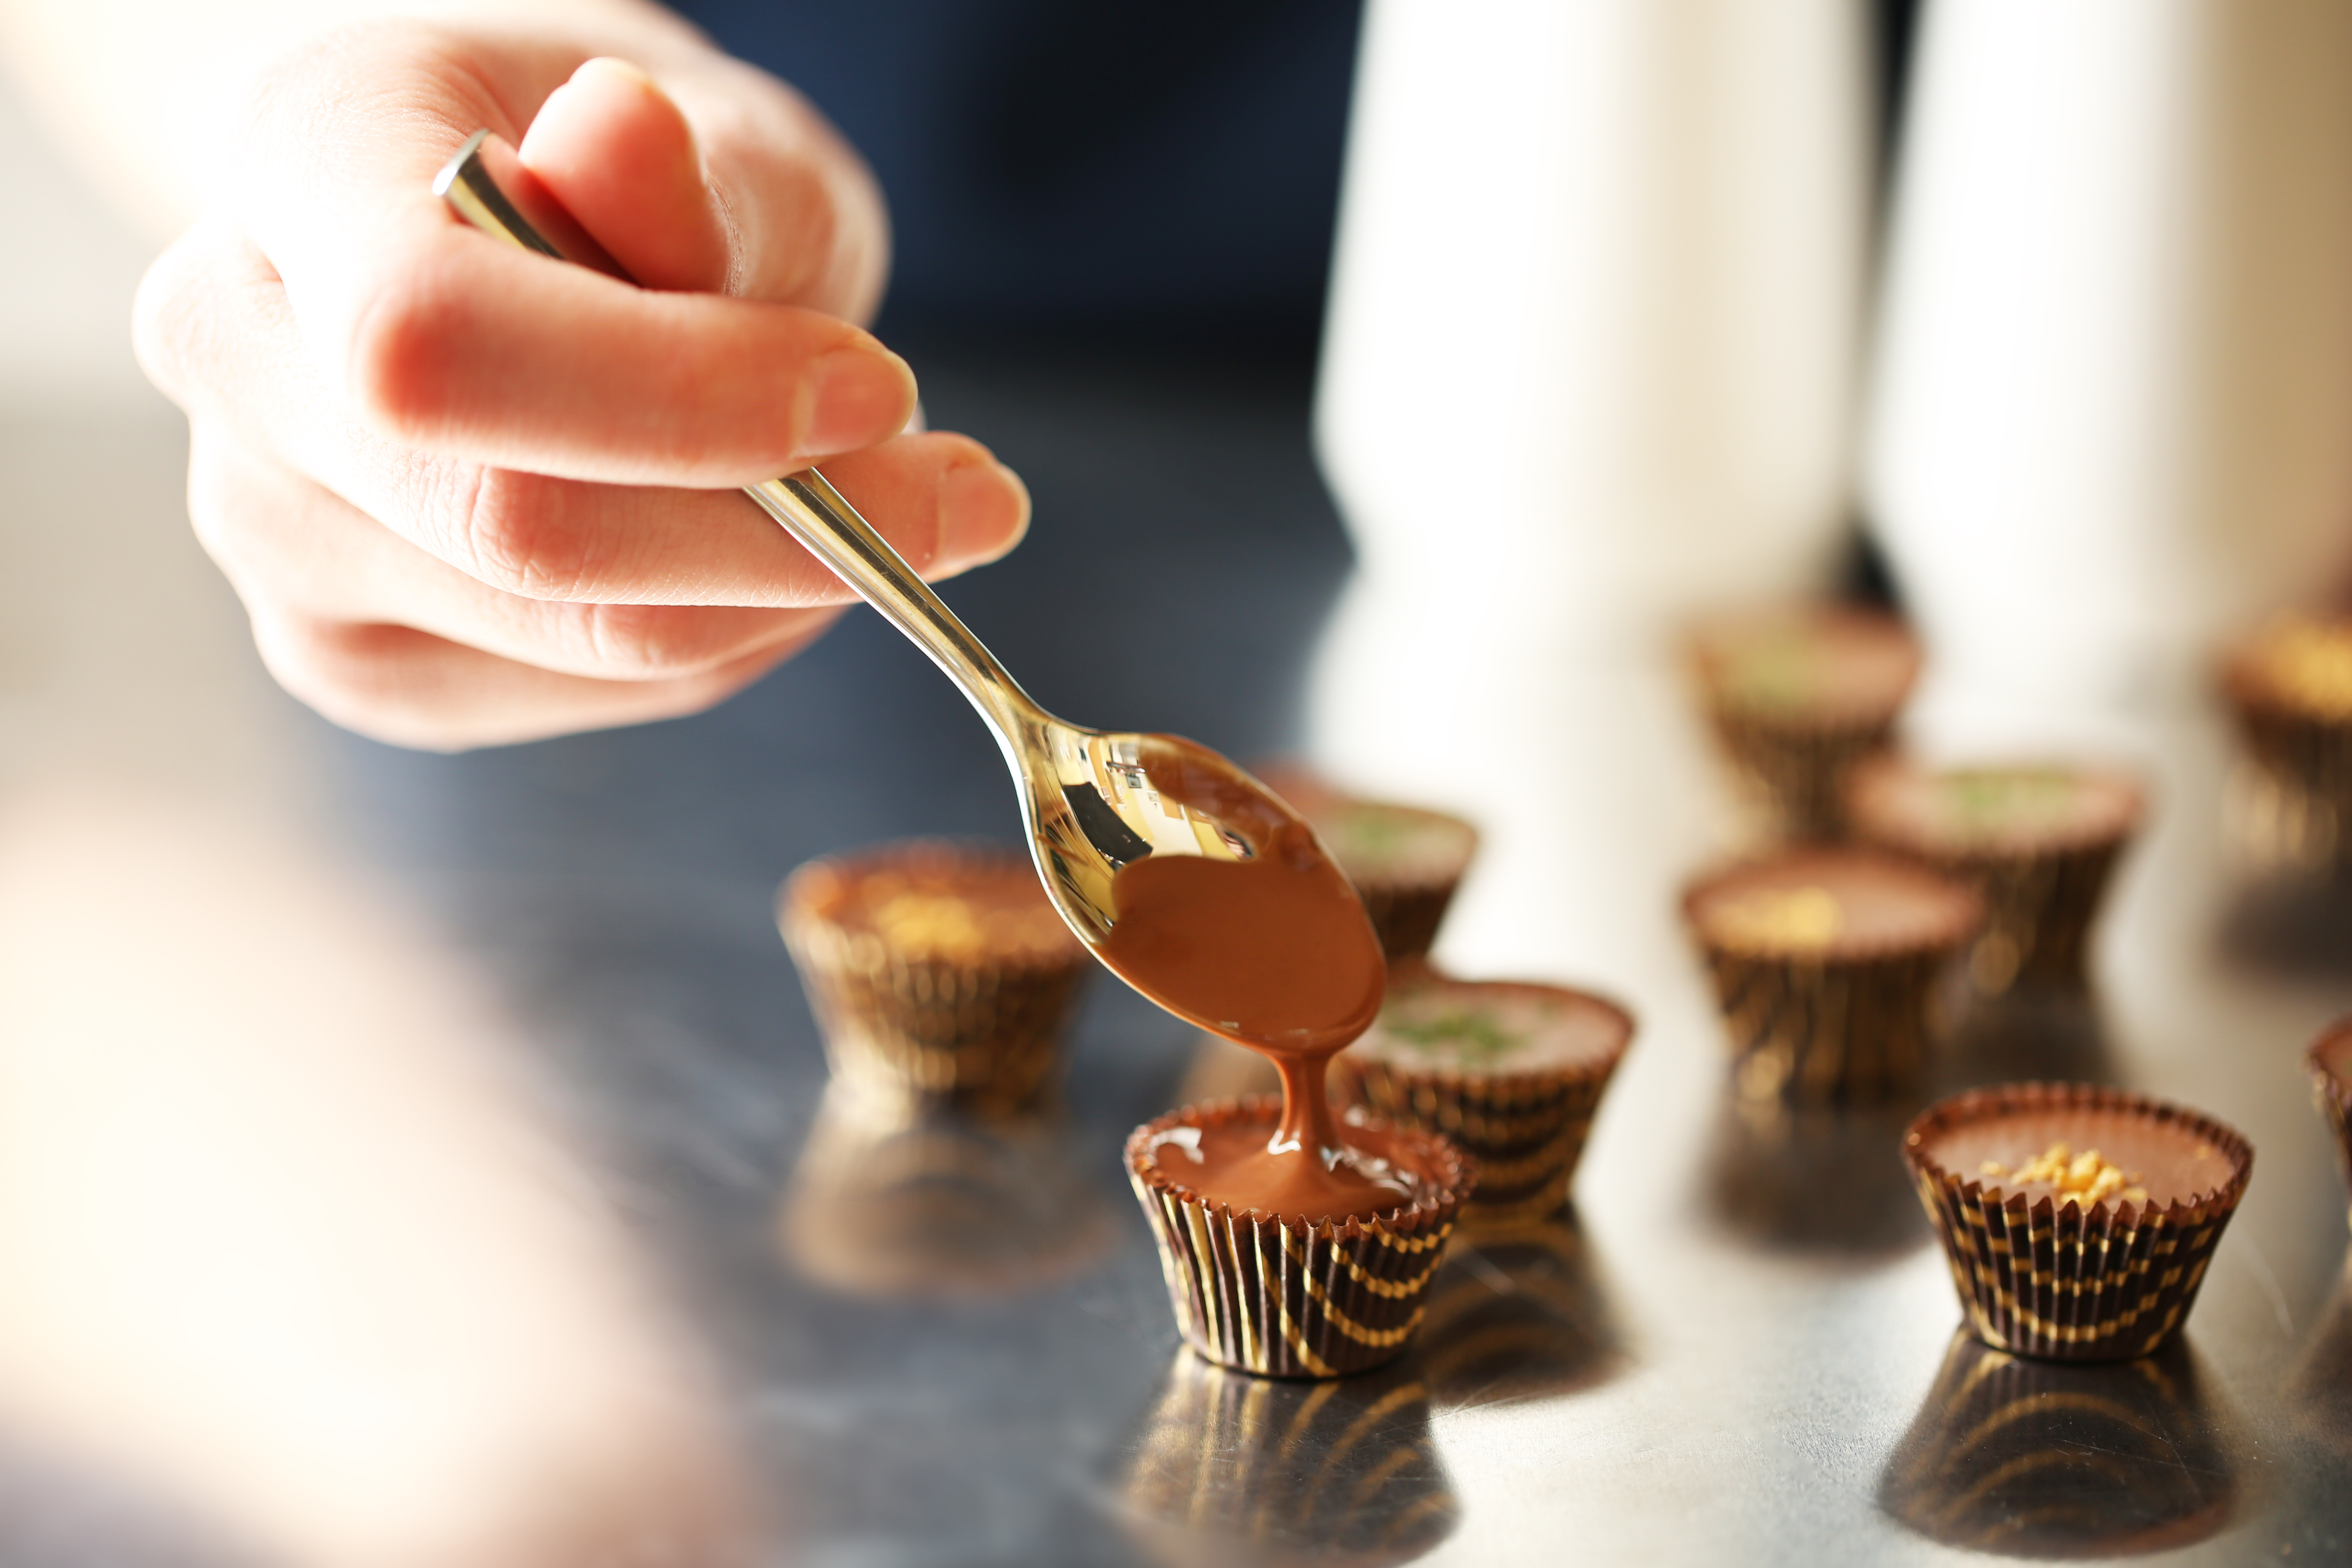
[1710,886,1842,952]
[2253,617,2352,719]
[1979,1142,2148,1207]
[869,892,989,956]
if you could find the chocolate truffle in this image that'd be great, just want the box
[1126,1096,1471,1378]
[1846,757,2145,993]
[2307,1016,2352,1227]
[1258,765,1480,967]
[1903,1082,2253,1361]
[1343,977,1633,1223]
[2223,612,2352,869]
[1684,848,1983,1103]
[780,840,1087,1112]
[1688,604,1922,841]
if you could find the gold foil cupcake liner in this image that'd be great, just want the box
[779,850,1087,1114]
[1357,880,1465,969]
[2306,1016,2352,1227]
[2227,689,2352,869]
[1697,946,1955,1106]
[1944,839,2127,993]
[1707,715,1895,843]
[1903,1083,2254,1361]
[1347,1009,1630,1224]
[1126,1097,1472,1379]
[1880,1329,2235,1555]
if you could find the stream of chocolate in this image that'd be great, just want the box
[1094,743,1414,1222]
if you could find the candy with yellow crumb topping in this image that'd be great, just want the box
[1684,849,1982,1104]
[780,840,1087,1111]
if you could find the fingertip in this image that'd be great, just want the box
[804,338,919,456]
[934,459,1031,575]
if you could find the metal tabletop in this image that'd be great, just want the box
[19,345,2352,1566]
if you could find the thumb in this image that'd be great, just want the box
[517,58,730,294]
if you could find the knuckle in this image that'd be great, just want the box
[343,245,464,443]
[447,467,601,600]
[575,604,760,680]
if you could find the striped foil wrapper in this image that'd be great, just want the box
[1903,1083,2254,1362]
[2306,1016,2352,1227]
[1708,715,1898,844]
[1126,1097,1472,1379]
[1347,1002,1632,1225]
[1356,880,1464,969]
[779,851,1087,1115]
[1933,839,2127,994]
[1696,944,1963,1106]
[2227,684,2352,870]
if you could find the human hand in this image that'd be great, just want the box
[135,13,1029,749]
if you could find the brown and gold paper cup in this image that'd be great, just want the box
[2223,613,2352,870]
[1126,1097,1471,1379]
[1684,849,1982,1105]
[1343,978,1633,1225]
[1846,757,2145,994]
[1903,1082,2254,1361]
[780,840,1087,1113]
[2306,1016,2352,1226]
[1688,605,1922,843]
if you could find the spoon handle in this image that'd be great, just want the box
[432,129,1039,746]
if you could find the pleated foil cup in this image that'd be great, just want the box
[1693,944,1962,1106]
[1903,1084,2254,1361]
[1939,840,2128,993]
[1708,715,1900,844]
[780,843,1087,1114]
[1126,1097,1472,1379]
[2225,646,2352,870]
[2306,1016,2352,1227]
[1844,762,2144,995]
[1347,995,1633,1225]
[1688,607,1920,844]
[1357,878,1467,969]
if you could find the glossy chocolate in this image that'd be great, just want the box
[1093,743,1394,1222]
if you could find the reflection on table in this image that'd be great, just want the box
[1416,1205,1625,1408]
[1703,1095,1932,1260]
[774,1083,1115,1299]
[1113,1350,1457,1568]
[2293,1254,2352,1464]
[1932,989,2118,1095]
[1879,1330,2236,1557]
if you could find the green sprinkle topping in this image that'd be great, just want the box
[1380,1008,1523,1066]
[1940,771,2079,830]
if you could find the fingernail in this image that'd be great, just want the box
[936,460,1031,570]
[806,342,916,454]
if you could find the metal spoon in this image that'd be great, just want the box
[431,130,1301,956]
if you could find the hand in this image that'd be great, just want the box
[134,14,1030,750]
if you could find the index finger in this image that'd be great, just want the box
[228,19,915,487]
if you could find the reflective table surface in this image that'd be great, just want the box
[10,345,2352,1566]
